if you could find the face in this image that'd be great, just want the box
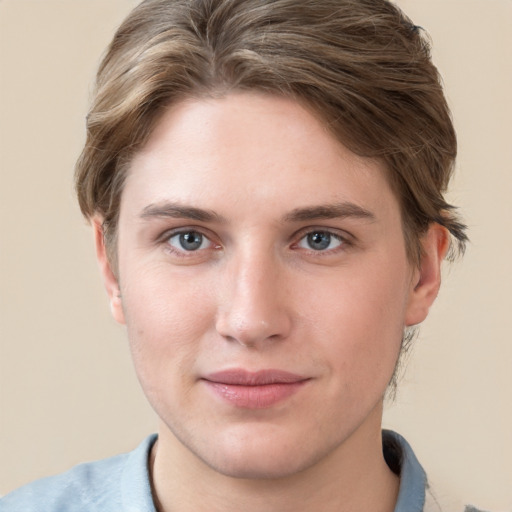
[96,92,444,479]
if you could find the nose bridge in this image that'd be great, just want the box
[216,242,291,346]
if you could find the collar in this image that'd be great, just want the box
[383,430,428,512]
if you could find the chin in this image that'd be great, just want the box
[205,451,316,481]
[189,425,335,481]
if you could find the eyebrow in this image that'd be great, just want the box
[139,200,376,224]
[283,202,376,223]
[140,202,225,223]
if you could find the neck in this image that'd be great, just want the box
[150,403,399,512]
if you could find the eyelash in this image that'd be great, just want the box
[292,229,351,255]
[160,228,220,259]
[158,226,353,258]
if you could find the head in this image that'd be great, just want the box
[75,0,467,480]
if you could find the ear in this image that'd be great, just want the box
[405,224,450,327]
[92,217,126,325]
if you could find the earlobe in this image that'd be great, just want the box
[92,217,126,325]
[405,224,450,327]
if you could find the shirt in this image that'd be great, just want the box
[0,430,475,511]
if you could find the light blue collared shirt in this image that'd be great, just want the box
[0,431,439,512]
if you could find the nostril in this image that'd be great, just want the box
[215,308,291,347]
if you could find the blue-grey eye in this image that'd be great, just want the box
[298,231,342,251]
[168,231,210,251]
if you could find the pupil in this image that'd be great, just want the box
[180,232,202,250]
[308,231,330,250]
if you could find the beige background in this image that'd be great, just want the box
[0,0,511,509]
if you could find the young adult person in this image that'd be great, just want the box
[1,0,475,511]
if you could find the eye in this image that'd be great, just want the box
[167,230,213,252]
[297,230,343,251]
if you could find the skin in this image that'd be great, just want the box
[94,92,448,512]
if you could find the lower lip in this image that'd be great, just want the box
[204,381,307,409]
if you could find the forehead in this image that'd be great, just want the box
[123,92,399,224]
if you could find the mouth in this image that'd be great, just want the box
[201,369,310,409]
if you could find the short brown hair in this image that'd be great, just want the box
[75,0,467,265]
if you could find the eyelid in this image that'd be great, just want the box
[297,232,342,251]
[167,231,213,251]
[292,226,354,243]
[157,225,215,242]
[158,226,222,255]
[290,226,354,253]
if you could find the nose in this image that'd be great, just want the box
[215,250,292,348]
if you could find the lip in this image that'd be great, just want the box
[202,369,309,409]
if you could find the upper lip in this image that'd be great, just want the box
[203,369,308,386]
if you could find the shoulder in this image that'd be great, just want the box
[1,453,126,512]
[0,435,157,512]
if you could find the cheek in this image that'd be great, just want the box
[299,259,409,379]
[119,266,216,384]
